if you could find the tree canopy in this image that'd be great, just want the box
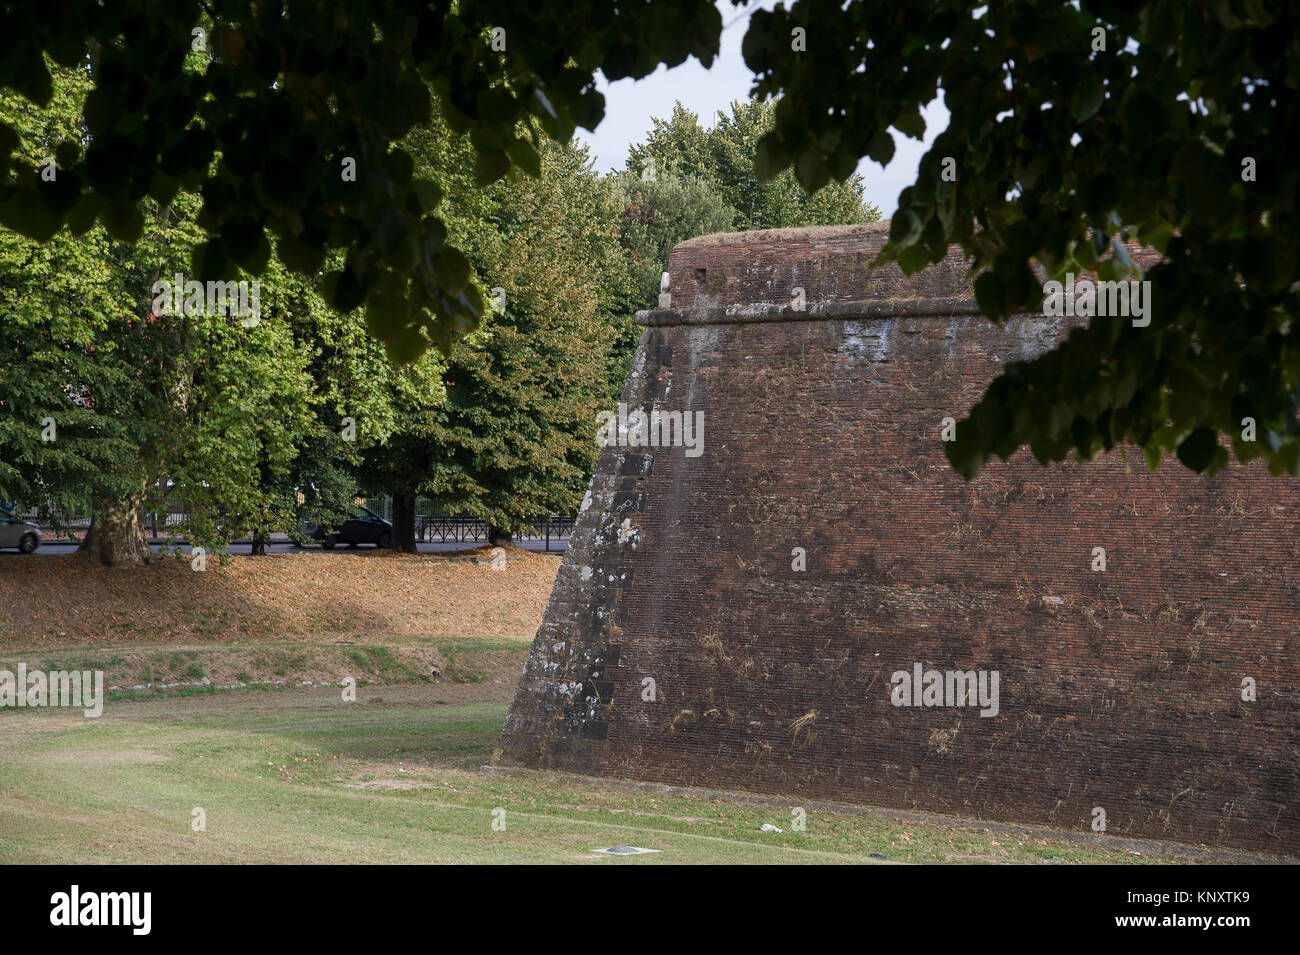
[362,131,635,545]
[1,62,451,563]
[743,1,1299,477]
[615,98,879,316]
[2,0,722,365]
[6,0,1299,478]
[627,99,877,232]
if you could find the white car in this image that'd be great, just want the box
[0,516,41,553]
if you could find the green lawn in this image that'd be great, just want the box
[0,685,1186,864]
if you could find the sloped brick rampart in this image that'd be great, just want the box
[500,223,1298,855]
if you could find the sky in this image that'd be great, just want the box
[573,0,949,219]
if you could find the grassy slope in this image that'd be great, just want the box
[0,685,1177,865]
[0,635,526,696]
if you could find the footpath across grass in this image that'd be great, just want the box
[0,684,1230,865]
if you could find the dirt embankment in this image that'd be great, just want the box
[0,546,558,691]
[0,546,559,647]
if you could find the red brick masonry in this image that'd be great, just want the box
[499,222,1298,855]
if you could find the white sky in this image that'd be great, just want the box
[574,0,949,218]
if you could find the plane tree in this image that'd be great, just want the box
[6,0,1298,478]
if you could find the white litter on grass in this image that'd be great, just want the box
[759,824,784,833]
[592,846,661,855]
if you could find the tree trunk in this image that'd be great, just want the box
[251,533,268,556]
[489,524,511,547]
[78,497,151,566]
[392,490,418,553]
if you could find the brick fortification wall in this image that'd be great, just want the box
[500,222,1299,855]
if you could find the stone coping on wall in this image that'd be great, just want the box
[670,220,894,250]
[636,296,985,326]
[656,220,1162,321]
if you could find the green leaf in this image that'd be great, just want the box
[531,89,567,140]
[432,246,471,293]
[245,233,272,276]
[192,239,233,282]
[754,136,789,182]
[893,107,925,139]
[65,193,102,237]
[474,149,510,186]
[794,150,828,191]
[384,325,429,364]
[0,188,61,242]
[944,423,983,480]
[1071,78,1105,122]
[896,242,931,275]
[0,122,17,178]
[277,234,325,276]
[475,88,516,122]
[973,271,1003,317]
[384,149,415,187]
[54,141,79,170]
[452,287,485,332]
[147,170,180,207]
[84,136,137,197]
[365,295,409,340]
[100,199,144,243]
[866,129,895,165]
[322,268,367,313]
[12,50,53,106]
[1176,428,1220,472]
[890,208,923,247]
[223,218,266,265]
[1111,237,1134,274]
[504,137,541,178]
[411,179,442,212]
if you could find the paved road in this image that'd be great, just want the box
[4,539,569,557]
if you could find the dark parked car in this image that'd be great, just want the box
[304,505,392,549]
